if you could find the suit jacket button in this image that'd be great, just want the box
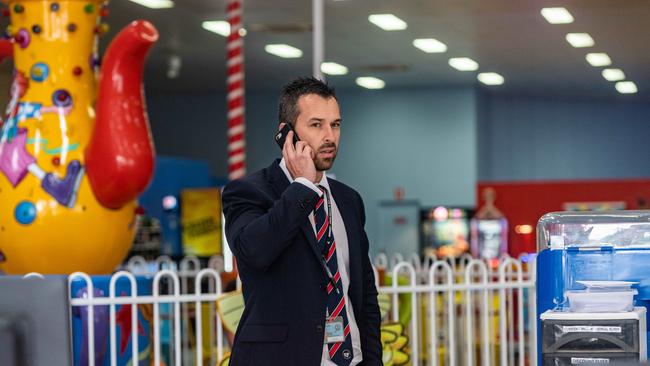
[316,325,323,333]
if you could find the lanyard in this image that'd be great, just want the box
[320,186,334,256]
[318,186,339,294]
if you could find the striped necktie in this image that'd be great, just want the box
[314,185,354,365]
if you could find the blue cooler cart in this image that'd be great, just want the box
[536,211,650,365]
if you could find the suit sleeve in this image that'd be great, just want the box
[222,178,319,272]
[357,193,383,365]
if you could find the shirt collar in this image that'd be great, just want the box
[279,158,329,189]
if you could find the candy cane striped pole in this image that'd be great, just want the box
[227,0,246,180]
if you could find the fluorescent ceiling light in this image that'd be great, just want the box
[265,44,303,59]
[448,57,479,71]
[202,21,246,37]
[321,62,348,75]
[202,21,229,36]
[540,7,574,24]
[477,72,505,86]
[565,33,594,48]
[615,81,637,94]
[368,14,407,31]
[128,0,174,9]
[356,76,385,89]
[585,53,612,67]
[413,38,447,53]
[602,68,625,82]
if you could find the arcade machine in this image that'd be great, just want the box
[421,206,474,258]
[470,188,508,263]
[134,157,219,260]
[537,211,650,364]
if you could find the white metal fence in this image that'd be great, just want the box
[373,253,537,366]
[68,256,227,366]
[66,253,536,366]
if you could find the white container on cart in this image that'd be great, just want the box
[566,289,638,313]
[567,280,639,313]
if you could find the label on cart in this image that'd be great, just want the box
[562,325,621,333]
[571,357,610,364]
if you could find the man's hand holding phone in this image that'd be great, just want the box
[279,123,318,183]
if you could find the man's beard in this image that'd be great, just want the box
[314,143,337,171]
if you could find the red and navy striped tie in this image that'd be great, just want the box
[315,185,354,365]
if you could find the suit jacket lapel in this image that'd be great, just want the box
[268,160,327,274]
[300,222,324,263]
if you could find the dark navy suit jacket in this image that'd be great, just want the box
[222,160,382,366]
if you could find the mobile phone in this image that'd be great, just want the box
[275,123,300,149]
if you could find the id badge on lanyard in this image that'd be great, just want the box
[324,316,345,343]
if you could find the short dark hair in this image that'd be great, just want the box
[278,77,336,126]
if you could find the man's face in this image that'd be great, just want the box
[292,94,341,171]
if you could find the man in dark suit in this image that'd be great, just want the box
[222,77,382,365]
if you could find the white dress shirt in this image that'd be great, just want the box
[279,159,363,366]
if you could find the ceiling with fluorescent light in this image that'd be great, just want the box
[4,0,647,98]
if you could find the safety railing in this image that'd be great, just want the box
[68,253,536,366]
[374,253,537,366]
